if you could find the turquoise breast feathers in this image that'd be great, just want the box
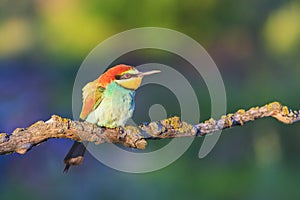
[85,81,135,128]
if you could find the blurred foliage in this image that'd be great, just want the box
[263,1,300,55]
[1,0,300,200]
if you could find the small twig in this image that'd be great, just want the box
[0,101,299,155]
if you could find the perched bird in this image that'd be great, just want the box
[63,64,160,172]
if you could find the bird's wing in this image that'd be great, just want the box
[80,81,105,120]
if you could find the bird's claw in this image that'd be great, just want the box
[117,126,125,139]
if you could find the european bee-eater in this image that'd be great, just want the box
[63,64,160,172]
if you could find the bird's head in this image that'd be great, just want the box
[98,64,160,90]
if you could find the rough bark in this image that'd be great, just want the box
[0,102,299,155]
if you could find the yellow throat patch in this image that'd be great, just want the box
[115,77,142,90]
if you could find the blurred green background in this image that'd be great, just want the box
[1,0,300,199]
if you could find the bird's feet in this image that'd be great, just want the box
[117,126,126,140]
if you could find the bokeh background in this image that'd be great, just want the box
[1,0,300,199]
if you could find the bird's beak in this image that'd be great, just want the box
[139,70,161,77]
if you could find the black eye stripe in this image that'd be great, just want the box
[115,75,122,80]
[115,73,136,80]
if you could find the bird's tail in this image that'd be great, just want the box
[63,141,88,173]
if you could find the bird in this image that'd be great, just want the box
[63,64,160,172]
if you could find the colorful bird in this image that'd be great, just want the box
[63,64,160,172]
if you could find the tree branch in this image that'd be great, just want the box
[0,101,299,155]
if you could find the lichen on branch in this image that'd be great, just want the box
[0,101,299,155]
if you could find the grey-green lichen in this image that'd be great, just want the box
[0,101,299,156]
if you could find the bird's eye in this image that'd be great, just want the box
[121,73,131,79]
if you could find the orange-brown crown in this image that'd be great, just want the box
[97,64,134,87]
